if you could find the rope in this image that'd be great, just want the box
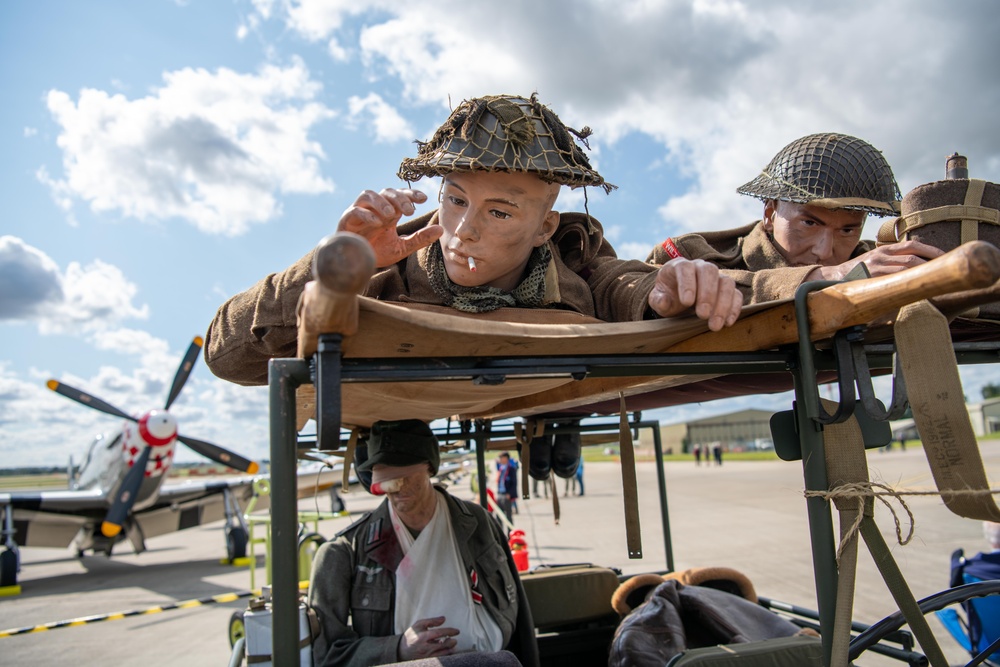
[804,483,1000,563]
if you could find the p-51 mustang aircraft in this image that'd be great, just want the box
[1,336,288,590]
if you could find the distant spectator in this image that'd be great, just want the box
[496,452,518,525]
[713,444,723,466]
[693,445,702,466]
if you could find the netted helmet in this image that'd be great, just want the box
[397,93,615,193]
[737,133,901,216]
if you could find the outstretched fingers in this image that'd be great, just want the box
[337,188,432,267]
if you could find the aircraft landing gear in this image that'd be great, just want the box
[1,506,21,589]
[225,524,249,562]
[222,487,250,562]
[0,547,18,588]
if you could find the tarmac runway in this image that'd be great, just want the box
[1,444,996,666]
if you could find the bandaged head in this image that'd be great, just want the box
[737,133,900,216]
[397,93,615,194]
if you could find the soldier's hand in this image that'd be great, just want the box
[811,240,943,280]
[398,616,459,660]
[648,258,742,331]
[337,188,442,268]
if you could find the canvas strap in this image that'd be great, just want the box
[819,401,948,667]
[513,419,545,501]
[895,301,1000,521]
[619,394,642,559]
[342,427,359,492]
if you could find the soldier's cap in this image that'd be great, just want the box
[357,419,440,475]
[737,133,901,216]
[397,93,615,194]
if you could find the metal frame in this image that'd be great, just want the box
[263,296,1000,666]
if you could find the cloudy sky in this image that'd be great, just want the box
[2,0,999,469]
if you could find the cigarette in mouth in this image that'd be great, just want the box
[468,256,477,272]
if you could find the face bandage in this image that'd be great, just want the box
[370,463,430,495]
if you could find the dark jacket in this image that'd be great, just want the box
[308,487,539,667]
[609,580,805,666]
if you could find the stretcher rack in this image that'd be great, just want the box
[262,236,1000,666]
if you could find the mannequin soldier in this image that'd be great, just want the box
[205,93,743,386]
[647,133,944,304]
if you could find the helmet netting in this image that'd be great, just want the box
[737,133,900,216]
[398,93,615,193]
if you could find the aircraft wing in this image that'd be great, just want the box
[131,475,261,541]
[0,478,261,549]
[2,488,108,549]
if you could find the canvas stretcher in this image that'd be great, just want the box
[261,233,1000,666]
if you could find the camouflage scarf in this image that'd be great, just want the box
[423,242,551,313]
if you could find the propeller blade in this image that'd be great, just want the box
[178,434,260,475]
[164,336,204,410]
[47,380,136,422]
[101,446,152,537]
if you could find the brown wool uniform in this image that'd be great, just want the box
[206,210,663,386]
[645,221,874,305]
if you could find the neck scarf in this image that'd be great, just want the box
[423,241,551,313]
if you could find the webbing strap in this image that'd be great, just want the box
[619,395,642,559]
[819,401,868,667]
[895,301,1000,521]
[514,420,544,501]
[877,179,996,245]
[550,475,560,522]
[962,179,988,244]
[860,518,948,667]
[342,428,359,492]
[877,216,901,245]
[820,401,947,666]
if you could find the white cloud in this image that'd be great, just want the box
[255,0,1000,238]
[0,236,149,333]
[41,59,335,236]
[23,127,37,137]
[346,93,414,143]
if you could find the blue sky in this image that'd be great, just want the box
[2,0,999,468]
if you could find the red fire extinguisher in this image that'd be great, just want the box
[508,529,529,572]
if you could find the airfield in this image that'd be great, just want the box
[2,447,995,666]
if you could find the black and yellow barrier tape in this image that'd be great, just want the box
[0,581,309,638]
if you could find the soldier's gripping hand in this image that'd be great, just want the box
[338,188,443,268]
[648,258,742,331]
[809,240,943,281]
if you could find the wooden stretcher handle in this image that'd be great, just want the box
[809,239,1000,333]
[670,240,1000,353]
[296,232,376,359]
[928,278,1000,320]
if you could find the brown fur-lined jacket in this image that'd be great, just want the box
[206,210,662,385]
[645,221,873,305]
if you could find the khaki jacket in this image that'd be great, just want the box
[308,488,539,667]
[206,210,661,385]
[645,221,873,304]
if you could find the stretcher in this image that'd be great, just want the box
[262,233,1000,666]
